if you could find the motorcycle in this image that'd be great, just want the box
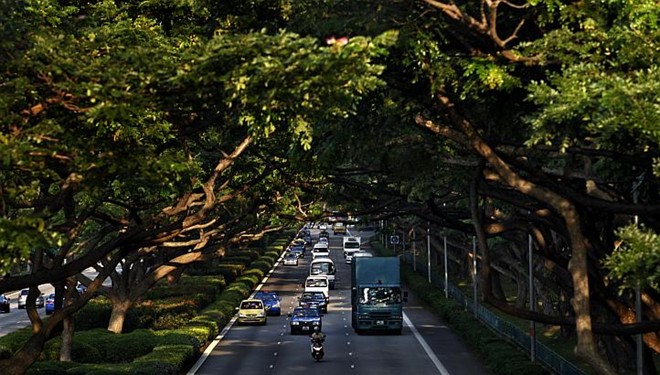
[310,339,324,361]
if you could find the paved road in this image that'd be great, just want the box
[191,228,492,375]
[0,267,102,337]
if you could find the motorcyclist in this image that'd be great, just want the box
[310,330,326,344]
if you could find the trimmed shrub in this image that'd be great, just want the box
[215,264,246,283]
[0,327,32,357]
[26,360,79,375]
[133,344,194,370]
[70,329,157,363]
[41,338,102,363]
[219,256,253,265]
[225,249,261,261]
[74,297,115,331]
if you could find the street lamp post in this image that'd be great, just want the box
[443,231,448,299]
[472,236,477,318]
[529,233,536,362]
[413,228,417,272]
[427,222,431,284]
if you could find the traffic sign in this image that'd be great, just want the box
[389,235,400,245]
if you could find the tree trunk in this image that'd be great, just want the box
[416,112,618,374]
[107,300,133,334]
[490,270,506,300]
[60,316,74,361]
[59,277,77,361]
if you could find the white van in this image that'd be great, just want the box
[304,275,329,302]
[342,236,361,258]
[309,258,336,289]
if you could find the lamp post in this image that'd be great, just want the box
[472,236,477,317]
[412,228,417,272]
[443,230,448,299]
[427,222,431,284]
[529,233,536,362]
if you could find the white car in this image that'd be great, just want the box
[304,275,329,302]
[283,253,299,266]
[312,243,330,259]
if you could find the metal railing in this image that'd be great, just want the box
[402,252,586,375]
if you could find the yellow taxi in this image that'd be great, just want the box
[236,299,267,325]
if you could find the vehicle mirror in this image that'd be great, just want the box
[403,291,409,298]
[287,313,292,317]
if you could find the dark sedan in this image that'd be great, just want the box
[289,306,322,334]
[298,291,328,313]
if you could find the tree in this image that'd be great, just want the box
[0,1,396,372]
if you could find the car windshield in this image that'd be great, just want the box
[293,309,320,318]
[306,279,328,287]
[302,293,324,300]
[310,262,335,275]
[257,294,277,301]
[359,287,402,305]
[241,301,263,309]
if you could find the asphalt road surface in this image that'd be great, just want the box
[191,228,492,375]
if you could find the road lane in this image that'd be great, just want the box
[192,228,492,375]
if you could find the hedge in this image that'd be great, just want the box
[21,231,290,374]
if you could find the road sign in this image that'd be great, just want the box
[389,235,400,245]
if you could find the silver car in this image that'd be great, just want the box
[18,289,44,309]
[283,253,299,266]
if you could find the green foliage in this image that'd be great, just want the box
[74,297,119,331]
[132,344,194,371]
[25,360,79,375]
[0,327,34,357]
[42,339,102,363]
[605,224,660,291]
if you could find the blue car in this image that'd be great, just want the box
[45,293,56,315]
[254,291,281,316]
[288,306,322,334]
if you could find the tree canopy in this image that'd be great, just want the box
[1,0,659,374]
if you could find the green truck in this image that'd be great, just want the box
[351,257,406,334]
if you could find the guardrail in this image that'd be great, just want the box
[402,252,586,375]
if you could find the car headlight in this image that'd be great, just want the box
[359,314,370,319]
[239,313,247,318]
[291,321,300,325]
[313,321,320,325]
[257,313,265,317]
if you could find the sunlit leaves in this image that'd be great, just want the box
[605,224,660,291]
